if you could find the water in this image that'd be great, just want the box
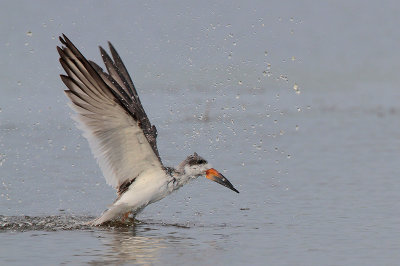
[2,1,400,265]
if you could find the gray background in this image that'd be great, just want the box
[1,1,400,265]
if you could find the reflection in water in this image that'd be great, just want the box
[89,226,167,265]
[0,215,234,265]
[0,215,196,265]
[87,220,234,264]
[89,220,201,264]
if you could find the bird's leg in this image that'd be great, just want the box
[121,211,130,222]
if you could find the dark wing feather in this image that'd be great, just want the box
[97,43,161,161]
[58,34,163,189]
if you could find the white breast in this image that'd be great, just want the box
[116,168,172,211]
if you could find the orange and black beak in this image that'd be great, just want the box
[206,168,239,193]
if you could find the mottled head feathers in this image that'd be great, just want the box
[178,152,208,172]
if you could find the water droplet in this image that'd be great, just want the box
[238,81,242,85]
[0,154,5,166]
[17,81,22,86]
[295,125,299,131]
[293,83,300,94]
[264,50,268,56]
[26,31,32,37]
[279,75,288,82]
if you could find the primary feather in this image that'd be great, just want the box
[58,34,163,190]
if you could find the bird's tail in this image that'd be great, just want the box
[89,203,129,226]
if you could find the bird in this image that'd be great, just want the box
[57,34,239,225]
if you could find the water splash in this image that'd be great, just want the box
[0,215,95,231]
[0,215,194,232]
[0,215,235,232]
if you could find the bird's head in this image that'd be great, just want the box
[178,152,239,193]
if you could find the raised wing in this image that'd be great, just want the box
[57,34,163,190]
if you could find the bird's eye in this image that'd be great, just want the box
[198,159,207,164]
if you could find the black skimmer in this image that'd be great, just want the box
[57,35,239,225]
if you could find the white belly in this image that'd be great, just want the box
[116,168,171,211]
[90,168,175,225]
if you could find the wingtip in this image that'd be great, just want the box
[99,45,107,56]
[60,74,72,88]
[59,34,67,45]
[56,45,63,55]
[62,34,70,43]
[59,73,69,80]
[108,41,116,52]
[59,34,76,51]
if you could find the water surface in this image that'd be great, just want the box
[1,1,400,265]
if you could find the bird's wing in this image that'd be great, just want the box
[57,34,163,190]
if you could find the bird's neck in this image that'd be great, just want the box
[169,169,197,191]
